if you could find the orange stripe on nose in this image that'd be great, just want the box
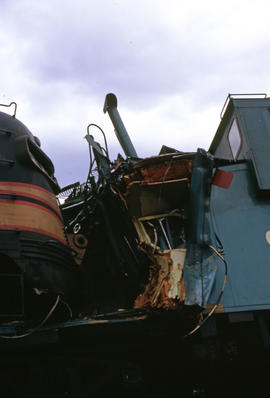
[0,189,62,218]
[0,181,56,197]
[0,200,66,245]
[0,181,62,217]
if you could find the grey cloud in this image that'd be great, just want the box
[2,0,270,116]
[0,1,218,108]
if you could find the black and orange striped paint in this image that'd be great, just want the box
[0,181,66,245]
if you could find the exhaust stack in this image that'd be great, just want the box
[103,93,138,158]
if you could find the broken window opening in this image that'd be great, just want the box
[140,212,186,252]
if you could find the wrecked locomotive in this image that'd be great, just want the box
[0,94,270,396]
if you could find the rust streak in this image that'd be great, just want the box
[206,303,224,314]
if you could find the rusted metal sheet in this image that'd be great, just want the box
[138,159,193,184]
[124,154,194,187]
[124,177,189,191]
[134,249,186,310]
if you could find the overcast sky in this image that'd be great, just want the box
[1,0,270,187]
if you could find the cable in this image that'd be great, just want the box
[60,298,73,319]
[0,295,60,339]
[158,157,174,205]
[86,138,95,184]
[146,222,158,253]
[87,124,109,158]
[185,244,228,337]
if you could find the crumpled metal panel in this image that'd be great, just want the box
[183,149,218,307]
[119,148,219,311]
[134,249,186,309]
[184,244,218,307]
[122,153,194,190]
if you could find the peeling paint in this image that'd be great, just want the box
[134,249,186,310]
[168,250,186,299]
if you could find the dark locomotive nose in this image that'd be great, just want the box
[0,110,77,318]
